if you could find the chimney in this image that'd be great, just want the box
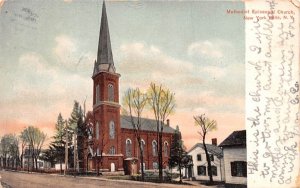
[212,138,217,146]
[166,119,170,126]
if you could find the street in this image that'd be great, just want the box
[0,170,210,188]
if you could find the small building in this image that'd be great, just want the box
[219,130,247,187]
[186,139,224,182]
[22,148,51,170]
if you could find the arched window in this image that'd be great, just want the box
[109,146,116,155]
[109,121,115,139]
[164,141,169,157]
[96,122,99,139]
[108,84,114,101]
[152,140,158,156]
[96,84,100,104]
[140,139,145,151]
[126,139,132,157]
[139,139,145,156]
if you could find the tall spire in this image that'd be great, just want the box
[94,0,115,75]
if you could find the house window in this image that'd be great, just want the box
[108,84,114,102]
[164,142,169,157]
[197,166,206,176]
[153,162,158,169]
[96,84,100,104]
[109,121,115,139]
[96,122,99,139]
[211,166,217,176]
[97,148,100,156]
[152,140,158,156]
[197,154,202,161]
[209,154,214,161]
[109,146,116,155]
[126,139,132,157]
[231,161,247,177]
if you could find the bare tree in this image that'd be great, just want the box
[9,135,20,169]
[122,88,148,181]
[147,83,175,182]
[0,134,20,169]
[93,129,107,176]
[20,133,28,169]
[194,114,217,184]
[21,126,46,171]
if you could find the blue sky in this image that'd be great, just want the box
[0,0,245,148]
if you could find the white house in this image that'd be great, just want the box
[219,130,247,187]
[22,148,51,170]
[186,139,225,182]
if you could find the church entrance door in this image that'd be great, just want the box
[110,163,115,172]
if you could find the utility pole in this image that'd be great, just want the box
[27,145,30,173]
[64,120,68,176]
[73,131,77,177]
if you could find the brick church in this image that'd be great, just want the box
[83,1,175,173]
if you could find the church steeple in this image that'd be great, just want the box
[93,1,115,76]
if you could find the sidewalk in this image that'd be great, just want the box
[0,174,3,188]
[2,169,214,188]
[58,174,198,188]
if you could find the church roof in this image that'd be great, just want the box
[93,1,115,76]
[120,115,176,133]
[218,130,246,148]
[188,143,223,159]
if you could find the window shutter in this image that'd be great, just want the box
[231,162,237,176]
[242,161,247,177]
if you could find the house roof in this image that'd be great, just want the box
[218,130,246,148]
[120,115,175,134]
[188,143,223,158]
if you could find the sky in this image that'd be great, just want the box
[0,0,245,149]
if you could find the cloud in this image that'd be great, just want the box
[201,66,226,78]
[119,42,193,74]
[0,52,93,137]
[187,39,232,59]
[52,35,95,74]
[118,42,195,89]
[176,90,244,113]
[53,35,77,67]
[0,35,96,131]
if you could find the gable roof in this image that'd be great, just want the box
[120,115,175,133]
[218,130,246,148]
[188,143,223,158]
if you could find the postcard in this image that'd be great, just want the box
[0,0,299,188]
